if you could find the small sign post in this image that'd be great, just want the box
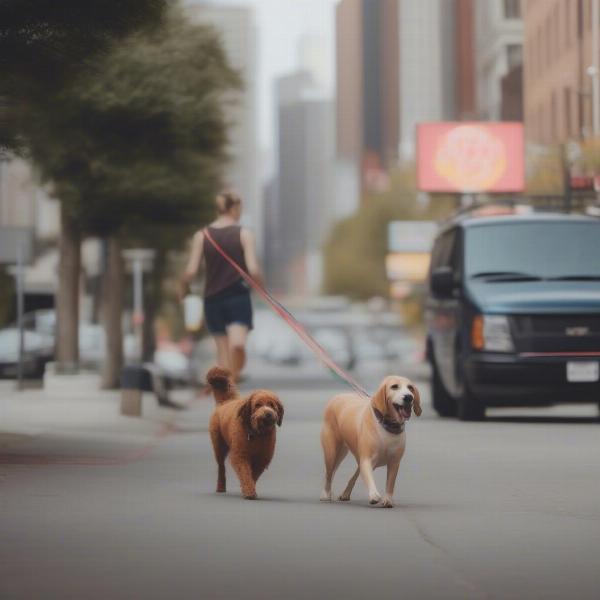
[122,249,156,362]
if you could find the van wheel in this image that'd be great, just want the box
[431,362,457,417]
[457,386,485,421]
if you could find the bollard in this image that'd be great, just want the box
[121,389,143,417]
[120,365,152,417]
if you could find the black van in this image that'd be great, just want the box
[425,211,600,420]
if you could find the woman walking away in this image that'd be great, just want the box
[180,191,263,382]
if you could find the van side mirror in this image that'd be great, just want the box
[430,266,456,298]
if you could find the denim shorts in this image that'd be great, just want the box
[204,291,253,335]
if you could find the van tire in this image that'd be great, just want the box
[457,386,485,421]
[431,362,457,417]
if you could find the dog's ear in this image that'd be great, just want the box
[271,397,284,427]
[371,379,390,416]
[238,397,253,430]
[409,383,422,417]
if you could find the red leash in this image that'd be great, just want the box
[203,228,370,399]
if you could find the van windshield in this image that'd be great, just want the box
[465,222,600,280]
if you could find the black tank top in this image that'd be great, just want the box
[203,225,249,299]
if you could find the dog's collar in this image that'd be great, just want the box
[372,407,405,435]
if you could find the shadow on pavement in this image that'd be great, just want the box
[486,415,600,425]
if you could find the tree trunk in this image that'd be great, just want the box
[141,250,164,362]
[101,235,124,389]
[56,206,81,372]
[141,292,156,363]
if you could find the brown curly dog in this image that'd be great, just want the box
[207,367,284,499]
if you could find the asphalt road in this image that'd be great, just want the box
[1,377,600,600]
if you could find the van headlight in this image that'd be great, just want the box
[471,315,514,352]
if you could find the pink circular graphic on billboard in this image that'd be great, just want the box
[433,125,507,193]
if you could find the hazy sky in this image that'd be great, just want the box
[208,0,337,150]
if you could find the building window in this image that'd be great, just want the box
[537,27,544,77]
[551,91,558,142]
[554,4,560,57]
[565,0,571,48]
[564,87,572,138]
[507,44,523,69]
[546,15,552,67]
[504,0,521,19]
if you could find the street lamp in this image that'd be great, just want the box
[122,248,156,362]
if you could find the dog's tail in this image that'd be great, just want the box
[206,366,238,404]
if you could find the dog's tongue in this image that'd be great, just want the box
[400,406,411,421]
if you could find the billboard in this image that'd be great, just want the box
[385,253,431,283]
[388,221,437,253]
[417,122,524,193]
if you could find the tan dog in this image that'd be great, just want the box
[320,376,421,508]
[207,367,284,499]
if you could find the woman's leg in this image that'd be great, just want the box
[226,324,249,381]
[213,335,230,370]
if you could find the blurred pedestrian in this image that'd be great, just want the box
[180,191,263,382]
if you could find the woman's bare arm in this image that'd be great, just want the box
[179,230,204,298]
[240,228,264,287]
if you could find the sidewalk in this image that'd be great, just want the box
[0,380,195,464]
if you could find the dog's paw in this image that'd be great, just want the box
[381,496,394,508]
[337,493,351,502]
[243,492,257,500]
[320,490,332,502]
[368,492,382,505]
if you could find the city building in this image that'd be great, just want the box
[268,71,334,296]
[523,0,598,144]
[185,3,261,250]
[336,0,464,166]
[335,0,400,176]
[399,0,458,158]
[455,0,477,120]
[0,159,59,241]
[0,158,103,317]
[474,0,524,121]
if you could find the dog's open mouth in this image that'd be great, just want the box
[393,403,411,421]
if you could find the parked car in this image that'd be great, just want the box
[0,310,138,379]
[425,211,600,420]
[0,328,54,378]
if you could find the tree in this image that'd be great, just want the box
[525,145,564,196]
[0,0,166,153]
[0,0,167,373]
[27,13,239,385]
[323,166,455,300]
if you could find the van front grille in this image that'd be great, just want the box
[511,315,600,353]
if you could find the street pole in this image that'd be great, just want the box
[592,0,600,136]
[122,248,155,364]
[562,143,572,213]
[132,256,144,363]
[16,238,24,390]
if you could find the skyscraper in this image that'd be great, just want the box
[455,0,477,120]
[185,3,261,248]
[267,71,334,296]
[474,0,523,121]
[335,0,400,175]
[399,0,458,158]
[523,0,594,144]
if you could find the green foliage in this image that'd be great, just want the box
[579,137,600,173]
[525,145,564,196]
[27,12,240,238]
[0,0,166,153]
[323,166,455,300]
